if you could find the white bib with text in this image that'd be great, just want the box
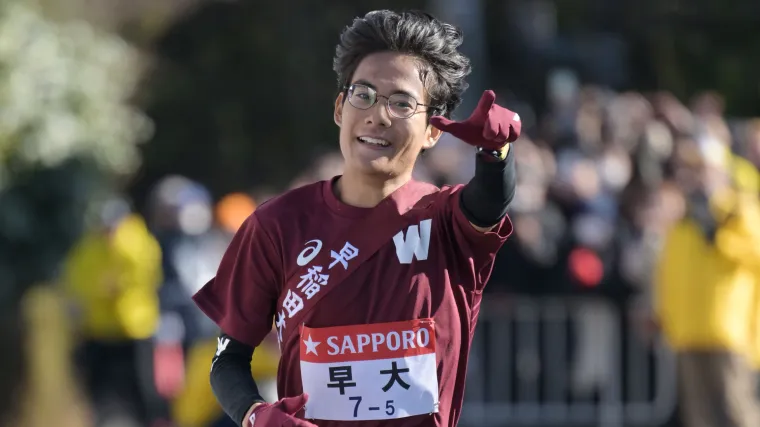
[299,319,439,421]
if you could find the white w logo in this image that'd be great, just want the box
[393,219,432,264]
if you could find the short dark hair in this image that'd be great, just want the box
[333,10,471,119]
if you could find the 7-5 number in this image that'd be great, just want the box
[348,397,395,417]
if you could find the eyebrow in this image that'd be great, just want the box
[351,79,420,101]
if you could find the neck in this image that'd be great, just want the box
[335,168,411,208]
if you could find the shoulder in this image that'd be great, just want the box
[401,180,448,204]
[408,179,441,194]
[251,181,325,225]
[438,183,465,197]
[424,183,465,210]
[233,181,328,254]
[386,181,465,221]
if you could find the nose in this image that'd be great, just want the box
[364,97,392,127]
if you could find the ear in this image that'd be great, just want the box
[334,92,345,127]
[424,122,444,149]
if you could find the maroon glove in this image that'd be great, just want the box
[248,394,317,427]
[430,90,521,151]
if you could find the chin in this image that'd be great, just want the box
[349,157,398,178]
[339,141,410,179]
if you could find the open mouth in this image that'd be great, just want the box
[357,136,391,148]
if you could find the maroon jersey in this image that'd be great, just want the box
[193,177,512,427]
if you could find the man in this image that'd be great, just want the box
[193,10,521,427]
[655,147,760,427]
[63,199,166,426]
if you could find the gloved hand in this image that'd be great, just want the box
[430,90,521,151]
[248,394,317,427]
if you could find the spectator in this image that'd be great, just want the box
[62,197,166,427]
[654,156,760,427]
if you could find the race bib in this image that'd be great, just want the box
[299,319,439,421]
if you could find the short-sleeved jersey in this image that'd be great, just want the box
[193,177,512,427]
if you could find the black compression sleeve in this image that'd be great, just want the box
[210,333,267,426]
[460,146,516,227]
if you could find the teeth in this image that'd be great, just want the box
[358,137,390,147]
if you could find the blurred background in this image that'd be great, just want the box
[3,0,760,426]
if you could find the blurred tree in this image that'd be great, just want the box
[0,0,152,291]
[553,0,760,116]
[0,0,150,423]
[630,0,760,116]
[486,0,760,117]
[132,1,424,205]
[35,0,204,43]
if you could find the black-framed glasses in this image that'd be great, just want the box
[345,83,434,119]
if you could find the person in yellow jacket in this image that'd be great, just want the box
[62,198,167,427]
[655,158,760,427]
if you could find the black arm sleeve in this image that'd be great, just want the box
[210,333,267,426]
[460,145,516,227]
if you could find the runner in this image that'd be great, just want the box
[193,9,521,427]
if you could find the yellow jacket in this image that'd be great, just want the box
[63,214,162,340]
[655,188,760,354]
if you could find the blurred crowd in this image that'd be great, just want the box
[61,179,281,427]
[58,72,760,427]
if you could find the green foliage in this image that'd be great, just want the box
[0,0,150,293]
[0,0,151,185]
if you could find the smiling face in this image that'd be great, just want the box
[334,51,442,179]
